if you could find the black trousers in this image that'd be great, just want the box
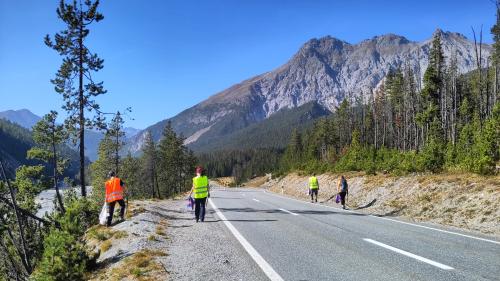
[194,198,207,222]
[310,189,318,201]
[339,191,347,206]
[107,199,125,226]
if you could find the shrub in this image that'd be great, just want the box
[31,198,97,281]
[30,229,89,281]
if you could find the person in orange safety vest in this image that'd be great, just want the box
[105,171,126,226]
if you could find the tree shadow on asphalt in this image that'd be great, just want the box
[203,219,278,223]
[217,207,366,216]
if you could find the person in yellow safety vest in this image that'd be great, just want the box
[309,173,319,203]
[105,171,126,226]
[191,166,209,222]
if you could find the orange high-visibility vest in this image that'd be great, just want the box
[105,177,124,203]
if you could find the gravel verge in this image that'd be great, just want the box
[162,196,268,281]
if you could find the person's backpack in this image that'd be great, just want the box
[341,178,348,192]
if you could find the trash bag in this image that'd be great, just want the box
[335,194,341,204]
[187,196,194,210]
[99,203,108,225]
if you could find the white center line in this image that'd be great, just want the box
[209,199,284,281]
[278,208,299,216]
[253,198,261,202]
[363,238,454,270]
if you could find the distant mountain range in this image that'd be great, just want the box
[0,118,82,178]
[0,109,140,161]
[0,109,41,129]
[129,29,491,153]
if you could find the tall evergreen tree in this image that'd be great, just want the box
[89,135,113,204]
[45,0,106,197]
[27,111,68,213]
[419,32,445,140]
[141,131,160,198]
[106,111,125,175]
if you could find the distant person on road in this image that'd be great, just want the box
[191,166,209,222]
[105,171,126,226]
[337,175,348,209]
[309,173,319,203]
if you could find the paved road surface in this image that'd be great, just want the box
[208,186,500,281]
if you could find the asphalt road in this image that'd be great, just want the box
[208,186,500,281]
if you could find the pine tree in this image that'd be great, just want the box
[106,111,125,175]
[158,122,185,197]
[141,131,160,198]
[419,32,445,141]
[120,153,141,198]
[45,0,106,197]
[89,136,114,204]
[27,111,68,213]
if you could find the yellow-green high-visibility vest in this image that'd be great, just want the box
[193,176,209,199]
[309,176,319,190]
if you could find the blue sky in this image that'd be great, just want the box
[0,0,496,129]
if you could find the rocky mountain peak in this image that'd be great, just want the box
[130,30,492,153]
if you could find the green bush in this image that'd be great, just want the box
[31,197,98,281]
[417,137,444,172]
[30,229,89,281]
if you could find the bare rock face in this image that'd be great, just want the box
[130,29,491,153]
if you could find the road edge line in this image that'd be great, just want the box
[208,199,284,281]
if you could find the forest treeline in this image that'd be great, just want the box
[281,30,499,175]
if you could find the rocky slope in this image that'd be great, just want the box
[130,29,491,153]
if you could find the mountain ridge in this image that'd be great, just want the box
[128,30,493,153]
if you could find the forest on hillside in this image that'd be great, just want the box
[280,30,499,176]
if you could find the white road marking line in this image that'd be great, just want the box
[263,190,500,245]
[369,216,500,245]
[209,199,284,281]
[241,193,246,196]
[253,198,261,202]
[363,238,454,270]
[278,208,299,216]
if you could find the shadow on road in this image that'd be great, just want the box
[218,207,366,216]
[204,219,278,223]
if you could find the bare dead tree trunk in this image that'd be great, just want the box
[0,161,32,274]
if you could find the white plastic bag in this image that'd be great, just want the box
[99,203,108,225]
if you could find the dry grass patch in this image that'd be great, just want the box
[215,177,236,187]
[155,225,167,237]
[108,249,167,281]
[86,225,128,242]
[100,240,112,253]
[126,202,146,219]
